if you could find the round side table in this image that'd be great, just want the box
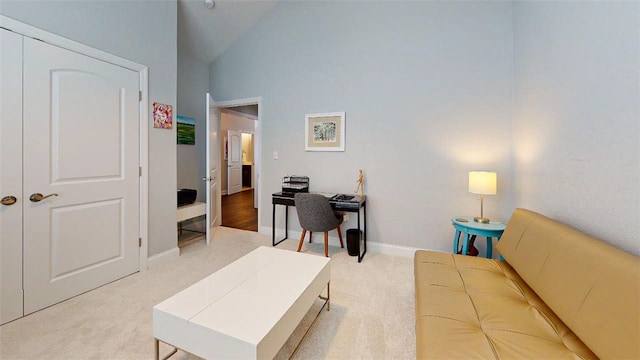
[451,216,506,259]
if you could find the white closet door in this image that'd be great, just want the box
[0,28,24,325]
[22,37,140,314]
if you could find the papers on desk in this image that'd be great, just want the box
[312,193,358,201]
[332,194,355,201]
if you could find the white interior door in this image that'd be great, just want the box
[227,129,242,195]
[205,93,221,244]
[0,28,24,325]
[22,36,140,314]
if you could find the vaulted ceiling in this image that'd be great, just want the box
[177,0,278,64]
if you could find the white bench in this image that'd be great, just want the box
[153,246,331,359]
[177,202,206,222]
[177,202,206,238]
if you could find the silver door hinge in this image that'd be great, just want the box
[139,91,142,101]
[139,167,142,177]
[139,238,142,247]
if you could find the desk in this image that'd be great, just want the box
[272,192,367,262]
[451,216,505,259]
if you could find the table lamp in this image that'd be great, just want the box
[469,171,497,223]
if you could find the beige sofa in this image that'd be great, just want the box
[414,208,640,359]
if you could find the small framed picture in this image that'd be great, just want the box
[177,116,195,145]
[305,112,345,152]
[152,102,173,129]
[224,137,228,160]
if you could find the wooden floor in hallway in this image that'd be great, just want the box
[222,188,258,232]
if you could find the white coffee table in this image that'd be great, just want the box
[153,246,331,359]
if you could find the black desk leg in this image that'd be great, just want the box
[272,204,289,246]
[358,203,367,263]
[363,202,367,258]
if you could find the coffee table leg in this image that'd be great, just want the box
[154,339,178,360]
[327,281,330,312]
[291,281,332,359]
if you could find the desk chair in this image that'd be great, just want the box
[294,193,344,257]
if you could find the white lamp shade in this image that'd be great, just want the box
[469,171,497,195]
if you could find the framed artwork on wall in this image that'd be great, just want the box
[152,102,173,129]
[305,112,345,151]
[177,116,195,145]
[224,136,228,160]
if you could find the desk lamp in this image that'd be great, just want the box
[469,171,497,223]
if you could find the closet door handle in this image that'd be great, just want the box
[29,193,58,202]
[1,196,17,206]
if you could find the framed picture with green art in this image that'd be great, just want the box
[177,116,195,145]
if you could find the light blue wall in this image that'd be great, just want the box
[1,1,178,257]
[513,1,640,255]
[177,50,209,203]
[211,1,514,252]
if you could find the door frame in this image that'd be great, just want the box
[1,16,150,271]
[215,97,262,231]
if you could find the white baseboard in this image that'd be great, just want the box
[147,246,179,269]
[260,227,420,258]
[366,241,420,258]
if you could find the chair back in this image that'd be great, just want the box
[294,193,341,232]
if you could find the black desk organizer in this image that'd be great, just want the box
[282,176,309,193]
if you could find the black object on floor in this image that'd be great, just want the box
[346,229,361,256]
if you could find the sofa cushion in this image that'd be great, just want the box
[496,209,640,359]
[414,251,596,359]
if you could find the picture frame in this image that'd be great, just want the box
[176,115,195,145]
[152,102,173,129]
[305,112,345,152]
[224,136,228,160]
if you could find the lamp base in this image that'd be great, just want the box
[474,217,491,224]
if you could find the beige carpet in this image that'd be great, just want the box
[0,227,416,359]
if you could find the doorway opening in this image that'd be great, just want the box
[221,188,257,231]
[220,106,259,232]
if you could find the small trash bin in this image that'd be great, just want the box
[346,229,361,256]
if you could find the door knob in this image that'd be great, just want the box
[1,196,17,206]
[29,193,58,202]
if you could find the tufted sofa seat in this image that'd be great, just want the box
[414,208,640,359]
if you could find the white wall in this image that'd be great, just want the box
[512,2,640,256]
[1,1,178,257]
[211,1,514,252]
[177,50,210,203]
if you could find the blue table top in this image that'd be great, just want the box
[452,216,506,231]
